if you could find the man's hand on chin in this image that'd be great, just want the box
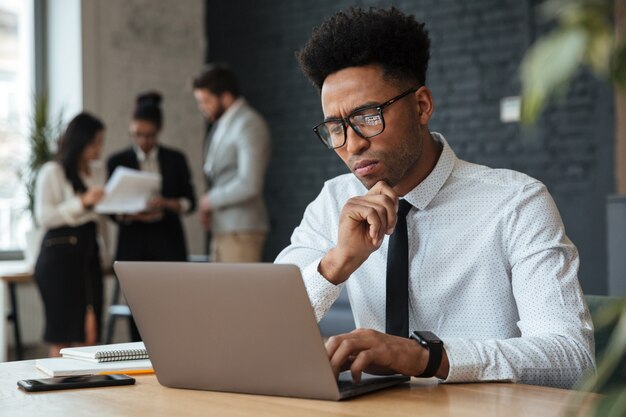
[319,181,399,285]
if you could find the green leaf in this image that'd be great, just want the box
[585,27,613,75]
[613,40,626,91]
[578,302,626,394]
[20,93,62,226]
[520,28,588,122]
[588,388,626,417]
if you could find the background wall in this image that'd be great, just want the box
[205,0,614,295]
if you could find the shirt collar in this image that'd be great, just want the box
[403,132,456,211]
[134,145,159,163]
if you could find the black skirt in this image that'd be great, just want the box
[34,222,103,344]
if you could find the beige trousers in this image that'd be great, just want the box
[211,232,267,262]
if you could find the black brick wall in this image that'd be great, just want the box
[204,0,614,295]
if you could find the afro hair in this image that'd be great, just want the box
[297,7,431,90]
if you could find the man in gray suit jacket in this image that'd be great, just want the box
[192,65,271,262]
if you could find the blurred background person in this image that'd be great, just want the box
[34,112,107,357]
[192,65,271,262]
[107,91,196,341]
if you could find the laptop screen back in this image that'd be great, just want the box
[114,262,343,400]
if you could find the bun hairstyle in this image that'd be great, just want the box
[133,91,163,129]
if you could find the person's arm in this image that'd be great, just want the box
[35,163,90,229]
[207,116,270,209]
[276,180,398,320]
[440,183,594,388]
[147,153,196,215]
[324,329,449,382]
[106,155,124,225]
[274,184,345,321]
[176,152,196,214]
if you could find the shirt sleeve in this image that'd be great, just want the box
[443,182,595,388]
[35,163,87,229]
[274,185,343,321]
[208,116,270,209]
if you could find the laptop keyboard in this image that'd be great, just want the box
[337,378,358,391]
[336,373,410,396]
[337,375,391,392]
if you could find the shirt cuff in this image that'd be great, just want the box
[300,259,343,322]
[439,337,482,383]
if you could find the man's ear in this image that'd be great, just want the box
[220,91,237,108]
[415,86,434,124]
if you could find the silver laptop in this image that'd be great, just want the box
[113,262,409,400]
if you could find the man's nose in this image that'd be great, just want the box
[344,126,370,155]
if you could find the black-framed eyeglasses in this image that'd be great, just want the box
[313,88,418,150]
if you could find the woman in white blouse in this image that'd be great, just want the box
[34,112,107,357]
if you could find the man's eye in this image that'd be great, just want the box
[329,124,344,135]
[353,114,382,126]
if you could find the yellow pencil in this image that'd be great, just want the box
[98,369,155,376]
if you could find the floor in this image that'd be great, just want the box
[7,344,47,361]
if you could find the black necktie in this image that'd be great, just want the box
[386,199,412,337]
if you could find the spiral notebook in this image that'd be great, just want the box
[60,342,149,363]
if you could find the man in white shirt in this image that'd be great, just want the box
[274,7,594,388]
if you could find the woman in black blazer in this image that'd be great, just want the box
[107,92,196,340]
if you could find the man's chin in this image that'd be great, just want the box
[355,174,394,190]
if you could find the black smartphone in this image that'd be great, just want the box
[17,374,135,392]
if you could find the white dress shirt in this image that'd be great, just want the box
[135,145,160,175]
[35,160,110,265]
[275,133,594,389]
[35,161,104,230]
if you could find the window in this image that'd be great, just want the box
[0,0,33,252]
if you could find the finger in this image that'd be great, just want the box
[350,350,375,383]
[328,336,371,380]
[344,201,384,245]
[368,182,399,232]
[325,335,349,379]
[356,195,398,237]
[360,203,388,245]
[325,334,349,358]
[368,181,398,206]
[346,197,393,244]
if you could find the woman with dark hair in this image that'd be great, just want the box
[34,112,107,357]
[107,91,196,341]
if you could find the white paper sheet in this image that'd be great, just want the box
[95,167,161,214]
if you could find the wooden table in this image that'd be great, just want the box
[0,261,32,362]
[0,360,601,417]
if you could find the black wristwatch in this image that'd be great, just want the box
[410,331,444,378]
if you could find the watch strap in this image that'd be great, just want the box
[410,331,443,378]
